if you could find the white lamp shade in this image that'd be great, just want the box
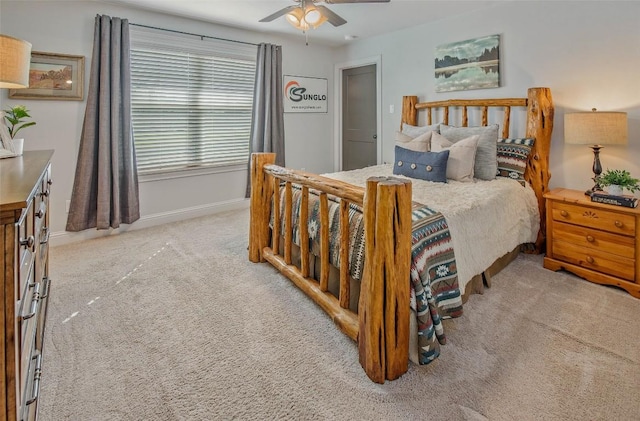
[304,7,327,28]
[0,35,32,89]
[286,8,303,26]
[565,110,628,146]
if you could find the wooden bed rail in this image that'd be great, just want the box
[248,153,412,383]
[401,87,554,253]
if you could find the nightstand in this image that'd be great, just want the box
[544,188,640,298]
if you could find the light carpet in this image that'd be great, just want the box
[40,208,640,420]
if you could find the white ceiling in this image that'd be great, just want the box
[106,0,501,46]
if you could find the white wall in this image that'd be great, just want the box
[0,1,336,244]
[334,1,640,194]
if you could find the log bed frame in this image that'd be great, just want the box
[248,87,554,383]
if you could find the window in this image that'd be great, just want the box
[130,27,256,175]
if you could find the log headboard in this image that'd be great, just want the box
[400,87,554,253]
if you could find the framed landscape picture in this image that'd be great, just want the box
[9,51,84,100]
[435,34,500,93]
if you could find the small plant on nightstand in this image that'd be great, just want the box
[597,169,640,195]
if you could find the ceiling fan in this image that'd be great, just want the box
[259,0,391,30]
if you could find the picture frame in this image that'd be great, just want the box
[283,75,328,113]
[9,51,84,100]
[434,34,500,93]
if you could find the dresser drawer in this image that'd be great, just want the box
[20,351,42,421]
[552,221,635,259]
[552,239,635,281]
[17,205,36,298]
[19,292,40,412]
[551,201,635,236]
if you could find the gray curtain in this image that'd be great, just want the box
[66,15,140,231]
[245,43,285,197]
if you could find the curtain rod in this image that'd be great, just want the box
[129,23,258,47]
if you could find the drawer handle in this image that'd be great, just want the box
[40,227,50,245]
[35,209,45,218]
[20,235,35,250]
[586,256,594,264]
[47,179,53,186]
[40,277,51,300]
[40,189,50,198]
[586,235,595,243]
[22,281,41,321]
[26,353,43,405]
[614,220,623,228]
[560,210,568,218]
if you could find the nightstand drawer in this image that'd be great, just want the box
[552,221,635,259]
[551,201,635,236]
[552,239,635,281]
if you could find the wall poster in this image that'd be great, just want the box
[434,34,500,93]
[283,75,328,113]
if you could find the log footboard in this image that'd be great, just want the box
[248,152,412,383]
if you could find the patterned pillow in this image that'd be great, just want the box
[496,138,535,185]
[393,146,449,183]
[440,124,499,181]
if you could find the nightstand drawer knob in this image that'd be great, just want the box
[560,210,569,218]
[614,220,623,228]
[586,235,595,243]
[586,256,594,264]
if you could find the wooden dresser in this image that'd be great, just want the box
[544,188,640,298]
[1,150,53,420]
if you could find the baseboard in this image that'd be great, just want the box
[50,198,250,247]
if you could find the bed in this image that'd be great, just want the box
[248,87,554,383]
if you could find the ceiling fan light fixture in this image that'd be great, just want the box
[285,8,304,27]
[304,7,323,26]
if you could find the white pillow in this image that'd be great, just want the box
[431,132,480,182]
[394,130,432,152]
[401,123,440,138]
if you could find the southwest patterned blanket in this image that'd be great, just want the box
[272,184,462,364]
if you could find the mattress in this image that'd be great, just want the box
[323,163,540,294]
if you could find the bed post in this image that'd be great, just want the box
[401,96,418,129]
[358,176,412,383]
[249,153,276,263]
[523,87,554,254]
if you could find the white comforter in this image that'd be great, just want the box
[323,164,540,294]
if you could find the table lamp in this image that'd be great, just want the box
[0,34,32,155]
[564,108,628,195]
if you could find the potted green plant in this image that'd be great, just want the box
[597,169,640,195]
[3,105,36,156]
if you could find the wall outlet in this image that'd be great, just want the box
[65,199,71,213]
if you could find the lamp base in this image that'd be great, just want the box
[584,187,603,197]
[585,145,604,196]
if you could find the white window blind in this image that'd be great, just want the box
[130,26,257,174]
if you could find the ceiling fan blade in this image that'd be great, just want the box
[324,0,390,3]
[316,5,347,27]
[259,5,298,22]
